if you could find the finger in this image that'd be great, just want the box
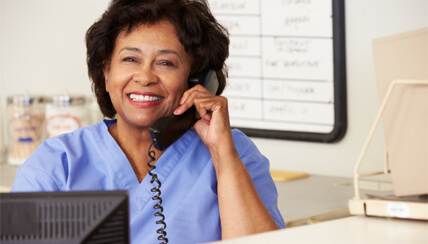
[194,96,228,122]
[174,87,214,115]
[180,84,212,105]
[194,99,212,122]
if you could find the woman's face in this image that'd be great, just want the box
[104,20,192,129]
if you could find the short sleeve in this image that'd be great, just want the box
[232,130,286,228]
[11,138,68,192]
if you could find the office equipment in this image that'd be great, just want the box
[208,0,347,142]
[0,190,129,244]
[372,28,428,197]
[147,70,220,243]
[150,70,219,151]
[348,79,428,220]
[349,28,428,220]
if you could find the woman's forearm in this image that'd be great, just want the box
[211,146,279,240]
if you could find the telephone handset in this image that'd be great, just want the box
[147,70,218,243]
[149,70,219,151]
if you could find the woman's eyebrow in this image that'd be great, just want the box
[119,47,183,63]
[158,49,183,63]
[119,46,141,53]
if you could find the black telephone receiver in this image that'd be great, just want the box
[149,70,219,151]
[147,71,218,243]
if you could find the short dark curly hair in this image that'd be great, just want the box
[85,0,229,118]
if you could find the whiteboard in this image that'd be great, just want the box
[209,0,347,142]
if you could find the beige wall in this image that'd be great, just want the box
[0,0,427,177]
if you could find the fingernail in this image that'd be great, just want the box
[180,97,184,104]
[174,107,180,114]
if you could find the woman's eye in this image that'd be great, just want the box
[122,57,137,62]
[158,60,175,67]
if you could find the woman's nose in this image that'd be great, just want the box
[132,65,159,86]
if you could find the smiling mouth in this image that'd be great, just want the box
[128,94,163,102]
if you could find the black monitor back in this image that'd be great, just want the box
[0,190,129,244]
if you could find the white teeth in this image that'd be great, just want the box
[128,94,162,102]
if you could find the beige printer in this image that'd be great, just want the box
[349,27,428,219]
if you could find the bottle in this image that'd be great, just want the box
[7,95,45,166]
[45,94,87,138]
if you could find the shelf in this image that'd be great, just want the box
[349,198,428,220]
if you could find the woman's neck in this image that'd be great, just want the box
[108,120,162,182]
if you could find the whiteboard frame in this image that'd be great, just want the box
[232,0,347,143]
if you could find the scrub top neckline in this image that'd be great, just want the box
[93,119,197,210]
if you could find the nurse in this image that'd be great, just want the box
[11,0,285,243]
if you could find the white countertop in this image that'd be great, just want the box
[208,216,428,244]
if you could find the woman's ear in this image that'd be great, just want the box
[103,64,111,92]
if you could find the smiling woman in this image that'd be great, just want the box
[86,0,230,119]
[10,0,285,243]
[103,21,192,134]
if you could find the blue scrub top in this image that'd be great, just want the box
[11,119,285,243]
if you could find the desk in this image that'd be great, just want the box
[208,216,428,244]
[275,174,354,224]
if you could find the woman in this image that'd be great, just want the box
[11,0,285,243]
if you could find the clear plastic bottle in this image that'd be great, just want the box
[45,94,87,138]
[7,95,45,166]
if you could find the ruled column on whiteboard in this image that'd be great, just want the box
[260,0,334,134]
[210,0,264,121]
[209,0,336,134]
[261,0,332,38]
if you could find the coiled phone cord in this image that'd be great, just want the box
[147,141,168,244]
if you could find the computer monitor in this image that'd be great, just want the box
[0,190,129,244]
[372,28,428,197]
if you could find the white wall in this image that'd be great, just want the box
[0,0,427,177]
